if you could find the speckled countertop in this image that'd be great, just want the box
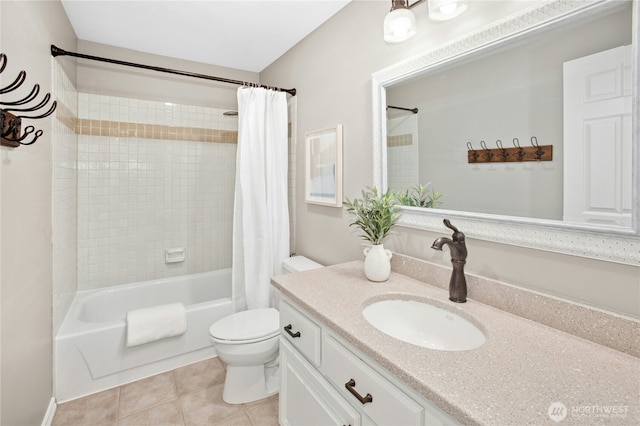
[272,261,640,426]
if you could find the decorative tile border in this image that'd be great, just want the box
[387,134,412,147]
[75,119,237,144]
[56,101,238,144]
[55,100,77,133]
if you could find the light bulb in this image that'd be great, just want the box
[384,8,417,43]
[439,3,457,16]
[428,0,468,21]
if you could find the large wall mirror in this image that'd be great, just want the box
[372,0,639,265]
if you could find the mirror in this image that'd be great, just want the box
[372,0,639,265]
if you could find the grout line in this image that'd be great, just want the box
[115,386,121,422]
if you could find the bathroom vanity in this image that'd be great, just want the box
[279,297,456,425]
[272,260,640,425]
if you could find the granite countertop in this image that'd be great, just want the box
[271,261,640,426]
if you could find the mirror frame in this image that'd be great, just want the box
[372,0,639,265]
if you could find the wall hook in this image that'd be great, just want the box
[466,137,553,164]
[0,52,56,148]
[513,138,526,161]
[467,141,479,163]
[496,139,509,161]
[480,140,493,161]
[0,70,26,95]
[0,84,40,107]
[531,136,544,160]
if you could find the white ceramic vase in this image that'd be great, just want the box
[363,244,392,282]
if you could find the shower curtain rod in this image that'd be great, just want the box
[387,105,418,114]
[50,45,296,96]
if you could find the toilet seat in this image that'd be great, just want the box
[210,308,280,344]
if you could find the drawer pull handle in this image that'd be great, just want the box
[345,379,373,404]
[284,324,301,338]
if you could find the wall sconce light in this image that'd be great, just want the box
[384,0,468,43]
[383,0,417,43]
[428,0,469,21]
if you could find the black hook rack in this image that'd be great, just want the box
[1,53,57,148]
[467,136,552,163]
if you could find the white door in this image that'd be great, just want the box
[563,45,632,227]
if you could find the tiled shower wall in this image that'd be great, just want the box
[52,66,297,330]
[387,114,419,192]
[53,60,79,335]
[76,93,238,291]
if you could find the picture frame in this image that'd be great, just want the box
[305,125,343,207]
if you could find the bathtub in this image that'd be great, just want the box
[55,269,233,402]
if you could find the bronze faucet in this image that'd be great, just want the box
[431,219,467,303]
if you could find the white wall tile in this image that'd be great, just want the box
[77,93,236,290]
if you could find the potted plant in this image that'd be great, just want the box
[395,183,443,208]
[344,187,400,281]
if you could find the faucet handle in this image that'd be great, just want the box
[443,219,458,233]
[443,219,465,242]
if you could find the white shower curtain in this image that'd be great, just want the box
[232,87,290,311]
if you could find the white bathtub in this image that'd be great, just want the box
[55,269,233,402]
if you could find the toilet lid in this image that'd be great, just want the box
[209,308,280,342]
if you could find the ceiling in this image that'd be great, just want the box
[60,0,352,73]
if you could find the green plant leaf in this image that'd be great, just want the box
[344,187,400,245]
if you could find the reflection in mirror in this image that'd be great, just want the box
[385,1,632,229]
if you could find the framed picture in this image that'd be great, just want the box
[305,125,343,207]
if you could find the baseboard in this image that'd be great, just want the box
[41,397,56,426]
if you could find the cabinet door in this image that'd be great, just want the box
[280,340,360,426]
[322,335,423,426]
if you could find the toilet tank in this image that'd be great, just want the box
[281,256,323,274]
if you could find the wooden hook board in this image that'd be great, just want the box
[468,145,553,163]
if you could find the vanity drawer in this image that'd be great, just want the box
[322,334,423,425]
[280,300,322,366]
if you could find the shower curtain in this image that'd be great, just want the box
[232,87,290,311]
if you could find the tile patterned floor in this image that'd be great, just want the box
[52,357,279,426]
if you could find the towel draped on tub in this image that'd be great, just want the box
[126,303,187,347]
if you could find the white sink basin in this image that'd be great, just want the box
[362,299,486,351]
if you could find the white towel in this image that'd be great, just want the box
[126,303,187,347]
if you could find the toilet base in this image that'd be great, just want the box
[222,363,279,404]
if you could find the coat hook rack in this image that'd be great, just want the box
[1,53,57,148]
[467,136,552,163]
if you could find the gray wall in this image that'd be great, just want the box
[0,1,77,424]
[260,0,640,318]
[75,40,259,108]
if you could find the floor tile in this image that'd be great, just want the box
[52,387,119,426]
[117,399,185,426]
[245,397,279,426]
[52,357,281,426]
[180,383,245,426]
[174,357,226,396]
[119,371,178,417]
[210,411,253,426]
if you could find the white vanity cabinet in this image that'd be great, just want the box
[280,339,360,426]
[279,298,458,426]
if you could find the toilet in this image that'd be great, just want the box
[209,255,323,404]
